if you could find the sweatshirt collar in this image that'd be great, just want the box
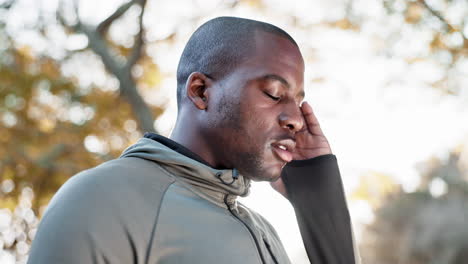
[143,132,210,167]
[120,135,250,207]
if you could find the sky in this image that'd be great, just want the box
[2,0,468,263]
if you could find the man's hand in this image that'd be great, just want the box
[271,101,332,197]
[292,101,332,160]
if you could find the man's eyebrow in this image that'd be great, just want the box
[261,74,290,88]
[260,74,305,100]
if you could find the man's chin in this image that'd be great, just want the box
[234,153,283,182]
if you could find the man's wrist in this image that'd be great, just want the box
[281,154,345,210]
[287,154,336,168]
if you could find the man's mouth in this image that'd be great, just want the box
[271,139,296,163]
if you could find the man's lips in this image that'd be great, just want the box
[271,139,296,163]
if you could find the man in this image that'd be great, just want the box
[28,17,359,263]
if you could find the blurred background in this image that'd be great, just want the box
[0,0,467,263]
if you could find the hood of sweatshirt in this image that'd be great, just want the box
[120,137,251,206]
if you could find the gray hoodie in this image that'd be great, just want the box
[28,137,290,263]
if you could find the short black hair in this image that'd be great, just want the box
[176,16,298,107]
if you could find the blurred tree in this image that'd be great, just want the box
[307,0,468,96]
[0,1,165,261]
[56,0,157,133]
[360,147,468,264]
[381,0,467,95]
[0,0,467,262]
[0,0,167,210]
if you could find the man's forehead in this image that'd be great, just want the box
[252,30,303,57]
[250,31,305,71]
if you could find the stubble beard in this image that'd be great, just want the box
[214,94,277,182]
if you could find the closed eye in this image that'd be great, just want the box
[264,92,280,101]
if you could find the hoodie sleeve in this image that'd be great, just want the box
[281,154,359,264]
[27,171,135,264]
[27,158,174,264]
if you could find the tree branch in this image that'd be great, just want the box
[36,144,68,169]
[56,0,157,133]
[81,24,125,74]
[56,3,79,32]
[125,0,147,70]
[418,0,457,33]
[97,0,136,35]
[0,0,14,9]
[57,2,124,76]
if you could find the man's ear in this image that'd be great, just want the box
[185,72,211,110]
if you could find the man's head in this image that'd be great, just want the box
[173,16,305,182]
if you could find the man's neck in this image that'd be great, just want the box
[170,123,220,169]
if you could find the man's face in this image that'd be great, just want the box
[203,31,305,182]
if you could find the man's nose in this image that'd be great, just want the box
[278,104,304,133]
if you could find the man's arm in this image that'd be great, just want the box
[281,154,359,264]
[271,101,360,263]
[28,172,129,263]
[28,158,172,264]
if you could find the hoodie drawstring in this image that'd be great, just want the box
[216,168,239,185]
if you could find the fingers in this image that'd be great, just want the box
[300,101,324,136]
